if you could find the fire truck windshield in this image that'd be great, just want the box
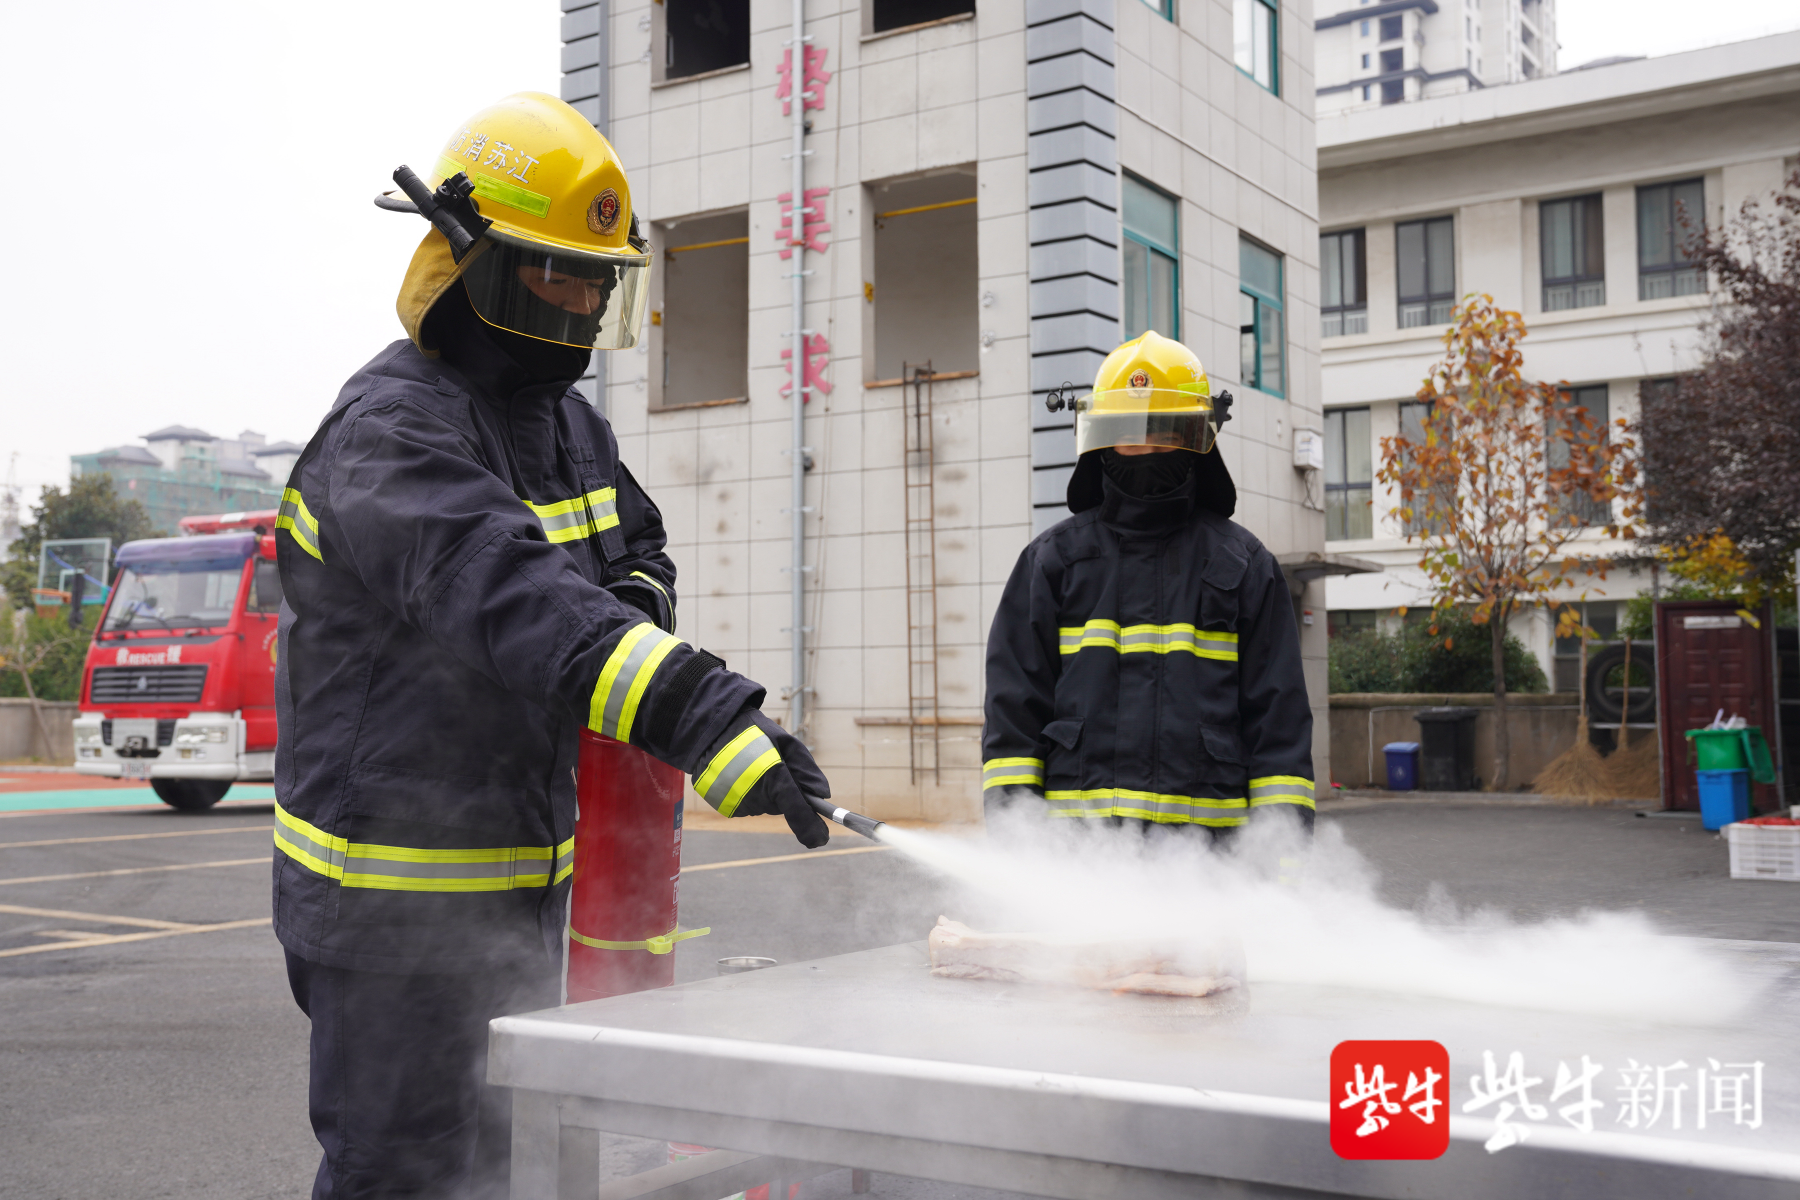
[104,562,245,632]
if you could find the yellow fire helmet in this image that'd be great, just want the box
[1067,330,1227,457]
[378,92,652,351]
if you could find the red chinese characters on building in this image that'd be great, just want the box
[776,45,831,115]
[1330,1040,1450,1160]
[776,188,831,259]
[781,333,832,402]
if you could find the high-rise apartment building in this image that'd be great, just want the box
[559,0,1329,819]
[1313,0,1556,117]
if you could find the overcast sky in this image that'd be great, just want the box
[1,1,1796,504]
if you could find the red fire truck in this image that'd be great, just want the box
[71,511,282,810]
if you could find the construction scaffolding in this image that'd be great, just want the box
[903,362,940,783]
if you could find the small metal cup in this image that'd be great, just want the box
[717,956,778,975]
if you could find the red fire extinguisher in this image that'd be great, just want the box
[566,729,709,1003]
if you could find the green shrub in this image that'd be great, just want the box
[1329,609,1549,694]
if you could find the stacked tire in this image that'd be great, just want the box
[1584,643,1655,725]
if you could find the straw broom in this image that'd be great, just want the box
[1599,634,1662,800]
[1535,626,1614,803]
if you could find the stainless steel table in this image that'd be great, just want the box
[491,939,1800,1200]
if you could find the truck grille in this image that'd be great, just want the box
[100,719,177,747]
[90,664,209,705]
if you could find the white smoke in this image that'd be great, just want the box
[875,816,1762,1022]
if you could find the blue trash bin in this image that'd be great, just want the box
[1384,742,1421,791]
[1696,769,1751,831]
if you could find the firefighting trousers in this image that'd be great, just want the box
[285,949,560,1200]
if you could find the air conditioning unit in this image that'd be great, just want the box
[1293,428,1325,472]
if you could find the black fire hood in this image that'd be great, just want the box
[1066,448,1236,518]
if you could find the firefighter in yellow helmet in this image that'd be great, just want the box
[274,93,831,1198]
[982,331,1316,843]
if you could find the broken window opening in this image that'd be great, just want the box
[871,0,975,36]
[867,172,979,384]
[651,211,749,411]
[663,0,750,81]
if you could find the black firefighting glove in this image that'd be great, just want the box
[692,709,831,848]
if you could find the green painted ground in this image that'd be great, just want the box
[0,785,277,813]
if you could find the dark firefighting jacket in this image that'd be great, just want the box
[272,335,761,973]
[982,468,1315,832]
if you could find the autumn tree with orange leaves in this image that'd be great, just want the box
[1378,296,1643,791]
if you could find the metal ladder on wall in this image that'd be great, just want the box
[903,362,940,784]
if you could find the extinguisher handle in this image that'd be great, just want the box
[805,794,885,842]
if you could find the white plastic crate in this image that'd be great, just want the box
[1726,822,1800,881]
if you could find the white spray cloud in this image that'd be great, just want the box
[875,817,1762,1022]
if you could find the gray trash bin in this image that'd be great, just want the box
[1413,707,1481,791]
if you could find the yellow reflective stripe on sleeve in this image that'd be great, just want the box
[567,925,711,954]
[526,487,619,544]
[626,572,669,615]
[694,725,781,817]
[273,803,574,891]
[1248,774,1316,810]
[1056,620,1237,661]
[1044,788,1247,827]
[982,757,1044,790]
[277,488,322,561]
[589,623,685,741]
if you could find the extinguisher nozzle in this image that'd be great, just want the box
[805,794,886,842]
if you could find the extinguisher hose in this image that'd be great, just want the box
[805,794,886,842]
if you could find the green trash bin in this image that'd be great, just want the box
[1685,727,1777,784]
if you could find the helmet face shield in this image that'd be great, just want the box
[1074,388,1219,457]
[461,232,651,350]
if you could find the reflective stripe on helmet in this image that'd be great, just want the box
[277,489,322,562]
[273,801,573,891]
[982,757,1044,791]
[1248,775,1316,810]
[588,622,683,742]
[1057,620,1238,660]
[1045,788,1247,826]
[693,725,781,817]
[527,488,619,544]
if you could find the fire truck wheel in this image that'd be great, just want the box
[150,780,232,811]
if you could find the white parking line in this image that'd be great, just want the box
[0,918,270,959]
[0,826,270,851]
[0,857,267,887]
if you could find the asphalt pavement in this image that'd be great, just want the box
[1,785,1795,1199]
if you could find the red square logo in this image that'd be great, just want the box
[1330,1040,1451,1160]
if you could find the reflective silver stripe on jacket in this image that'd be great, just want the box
[588,623,684,742]
[982,757,1044,791]
[1248,775,1316,810]
[278,488,322,561]
[1056,620,1238,661]
[1044,788,1247,826]
[274,802,574,892]
[526,488,619,544]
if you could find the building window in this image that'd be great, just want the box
[1233,0,1278,93]
[1122,174,1179,341]
[1379,14,1402,39]
[1379,47,1403,73]
[1360,52,1370,68]
[1397,399,1448,536]
[1139,0,1174,20]
[1548,384,1612,527]
[1396,216,1455,327]
[1553,601,1620,692]
[1362,84,1372,100]
[651,212,750,411]
[1637,178,1705,300]
[662,0,750,80]
[869,172,980,382]
[1541,193,1605,311]
[1328,609,1380,639]
[1359,18,1370,35]
[1238,236,1284,397]
[1324,407,1373,540]
[1380,79,1404,104]
[1321,228,1367,336]
[872,0,975,34]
